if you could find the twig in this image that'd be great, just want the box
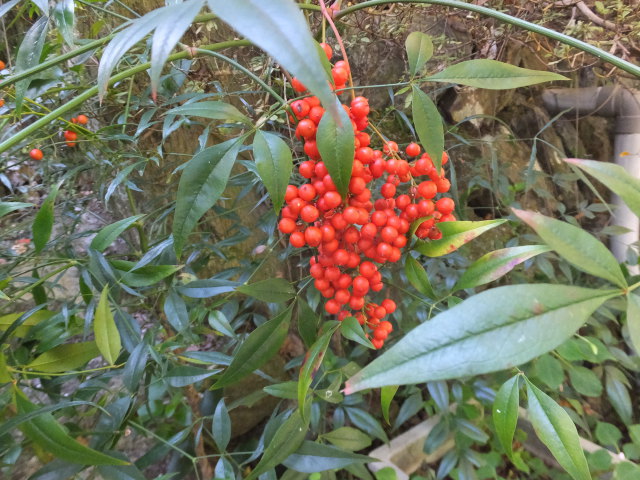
[575,1,618,31]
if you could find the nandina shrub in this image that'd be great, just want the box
[1,2,640,480]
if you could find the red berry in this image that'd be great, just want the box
[29,148,43,161]
[278,217,296,234]
[406,142,421,157]
[436,197,455,215]
[319,42,333,60]
[291,77,307,92]
[290,231,305,248]
[300,205,320,223]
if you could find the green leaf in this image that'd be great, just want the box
[173,137,243,256]
[299,322,339,418]
[119,264,181,287]
[534,354,565,389]
[404,255,437,299]
[513,208,626,288]
[0,310,55,337]
[566,158,640,218]
[208,310,236,337]
[374,467,398,480]
[568,365,602,397]
[405,32,433,77]
[253,130,294,213]
[94,286,121,366]
[345,284,617,393]
[381,385,399,424]
[412,85,444,172]
[414,219,506,257]
[345,407,389,443]
[14,15,49,112]
[316,98,355,198]
[165,365,219,387]
[15,390,129,466]
[176,278,239,298]
[594,422,622,448]
[322,427,372,451]
[149,0,205,96]
[605,366,632,425]
[206,0,337,119]
[246,409,309,480]
[0,202,33,219]
[166,101,251,125]
[164,290,189,333]
[123,342,148,393]
[525,380,591,480]
[26,342,100,373]
[212,305,292,389]
[426,59,569,89]
[90,215,144,252]
[236,278,295,303]
[263,381,298,399]
[32,183,60,253]
[52,0,75,46]
[213,399,231,451]
[282,440,372,473]
[297,299,320,348]
[341,317,374,349]
[454,245,551,291]
[626,293,640,354]
[98,1,203,98]
[493,375,520,458]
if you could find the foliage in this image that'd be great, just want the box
[0,2,639,480]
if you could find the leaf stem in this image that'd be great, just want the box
[319,0,355,101]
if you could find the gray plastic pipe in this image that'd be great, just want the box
[542,85,640,271]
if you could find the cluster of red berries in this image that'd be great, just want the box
[277,45,456,349]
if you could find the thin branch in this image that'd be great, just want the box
[575,1,618,31]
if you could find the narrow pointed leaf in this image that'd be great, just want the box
[207,0,337,119]
[493,375,520,458]
[0,202,33,218]
[405,32,433,77]
[14,15,49,112]
[299,323,339,418]
[98,6,174,98]
[15,390,129,466]
[381,385,399,425]
[236,278,295,303]
[341,317,374,349]
[526,380,591,480]
[0,0,21,19]
[167,101,250,125]
[90,215,144,252]
[414,219,506,257]
[345,284,617,393]
[404,255,437,299]
[412,85,444,172]
[427,59,569,89]
[254,131,294,213]
[566,158,640,218]
[316,98,355,197]
[212,306,292,389]
[513,208,626,288]
[246,409,309,480]
[455,245,551,291]
[283,440,372,473]
[52,0,75,46]
[26,342,100,373]
[626,293,640,354]
[94,286,121,365]
[165,365,218,387]
[0,310,54,338]
[213,399,231,451]
[150,0,204,96]
[173,138,242,256]
[32,184,60,253]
